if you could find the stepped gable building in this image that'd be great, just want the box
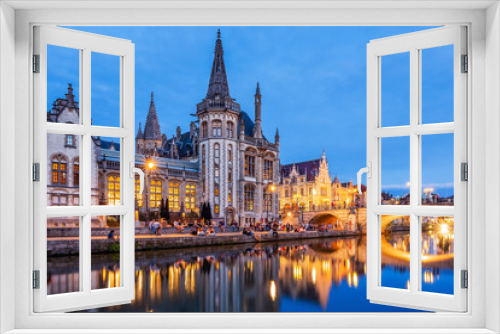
[45,30,279,227]
[279,152,366,213]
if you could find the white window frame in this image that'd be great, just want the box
[366,26,467,312]
[1,2,499,333]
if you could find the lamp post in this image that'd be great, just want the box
[266,184,276,223]
[145,159,155,224]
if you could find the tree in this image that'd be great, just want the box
[164,198,170,223]
[206,202,212,222]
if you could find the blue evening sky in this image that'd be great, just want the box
[47,26,454,195]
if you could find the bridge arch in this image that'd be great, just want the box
[308,213,342,229]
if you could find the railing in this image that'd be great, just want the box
[197,100,240,112]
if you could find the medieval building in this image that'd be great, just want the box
[47,30,280,226]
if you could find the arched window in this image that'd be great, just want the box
[214,144,220,178]
[73,159,79,187]
[135,178,143,207]
[228,144,233,162]
[227,122,234,138]
[215,186,220,197]
[150,180,162,208]
[108,175,120,205]
[168,181,179,211]
[201,122,208,138]
[215,205,220,214]
[52,155,68,185]
[212,120,222,137]
[186,184,196,211]
[244,185,255,211]
[264,186,272,213]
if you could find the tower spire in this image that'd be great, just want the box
[254,82,263,139]
[144,91,162,141]
[206,29,230,100]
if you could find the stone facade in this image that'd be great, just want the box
[47,31,280,227]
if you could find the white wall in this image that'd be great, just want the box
[0,2,16,333]
[485,2,500,333]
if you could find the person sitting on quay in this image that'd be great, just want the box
[173,220,184,233]
[207,226,216,236]
[219,221,226,233]
[231,220,239,232]
[190,225,198,236]
[242,227,254,237]
[149,220,156,235]
[107,229,118,240]
[197,227,205,236]
[154,220,162,236]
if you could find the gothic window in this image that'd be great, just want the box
[244,184,255,211]
[201,122,208,138]
[263,159,273,180]
[215,186,219,197]
[52,155,67,185]
[135,178,143,207]
[245,154,255,177]
[228,144,233,162]
[228,170,232,184]
[73,159,79,187]
[227,122,234,138]
[150,180,162,208]
[168,181,179,211]
[215,205,220,214]
[108,175,120,205]
[212,120,222,137]
[185,184,196,211]
[228,192,232,205]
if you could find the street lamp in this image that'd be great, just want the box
[145,158,155,224]
[266,184,276,223]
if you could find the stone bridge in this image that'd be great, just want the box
[283,208,367,231]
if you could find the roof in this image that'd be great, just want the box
[100,139,120,151]
[280,159,321,181]
[238,111,269,141]
[163,131,196,158]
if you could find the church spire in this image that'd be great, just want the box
[206,29,231,100]
[136,122,144,139]
[144,91,162,141]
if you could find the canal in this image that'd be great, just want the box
[47,231,454,312]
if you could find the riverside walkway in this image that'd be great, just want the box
[47,229,363,256]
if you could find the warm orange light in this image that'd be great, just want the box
[147,161,155,169]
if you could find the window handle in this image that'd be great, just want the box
[357,162,371,194]
[130,162,145,195]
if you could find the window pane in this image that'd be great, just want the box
[381,52,410,127]
[381,137,410,205]
[47,133,81,206]
[47,45,80,125]
[91,215,121,290]
[91,52,121,127]
[421,45,454,124]
[95,137,121,206]
[381,215,410,290]
[421,133,454,206]
[421,216,454,295]
[47,216,81,295]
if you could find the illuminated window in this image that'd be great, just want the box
[228,192,232,204]
[168,181,179,211]
[51,155,67,185]
[244,184,255,211]
[73,160,79,187]
[263,159,273,180]
[215,205,220,214]
[150,180,162,208]
[215,186,220,196]
[185,184,196,210]
[227,122,234,138]
[264,187,273,212]
[212,120,222,137]
[135,178,143,207]
[228,170,232,183]
[245,154,255,177]
[108,175,120,205]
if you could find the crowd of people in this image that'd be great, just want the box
[144,218,334,238]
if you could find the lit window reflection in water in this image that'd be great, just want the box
[46,234,453,313]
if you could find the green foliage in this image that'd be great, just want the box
[109,243,120,253]
[107,216,120,227]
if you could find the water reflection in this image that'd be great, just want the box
[46,234,454,312]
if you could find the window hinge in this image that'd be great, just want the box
[461,162,468,182]
[33,163,40,182]
[461,270,468,289]
[461,54,468,73]
[33,270,40,289]
[33,54,40,73]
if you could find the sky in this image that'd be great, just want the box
[47,26,454,196]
